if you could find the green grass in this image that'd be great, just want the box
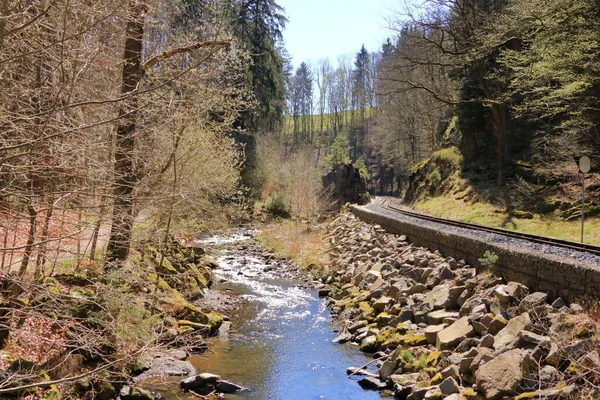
[281,108,376,135]
[414,195,600,245]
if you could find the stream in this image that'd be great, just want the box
[149,230,390,400]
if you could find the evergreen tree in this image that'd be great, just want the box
[228,0,288,133]
[291,62,313,142]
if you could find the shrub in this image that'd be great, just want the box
[265,193,290,218]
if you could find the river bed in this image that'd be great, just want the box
[148,230,391,399]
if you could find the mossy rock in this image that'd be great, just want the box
[201,256,219,269]
[376,327,397,345]
[155,256,178,275]
[399,333,428,347]
[382,334,403,350]
[207,311,223,330]
[177,326,195,335]
[179,303,210,324]
[54,273,95,287]
[536,199,561,214]
[71,287,96,298]
[335,298,354,310]
[10,357,42,372]
[574,323,595,339]
[375,312,393,326]
[177,320,211,332]
[430,372,443,385]
[426,351,442,368]
[94,381,117,400]
[513,210,534,219]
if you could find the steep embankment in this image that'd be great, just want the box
[319,212,599,399]
[0,238,225,399]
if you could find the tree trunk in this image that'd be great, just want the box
[18,204,37,277]
[106,1,147,265]
[34,199,54,279]
[490,103,507,186]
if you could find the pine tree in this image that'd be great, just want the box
[228,0,288,132]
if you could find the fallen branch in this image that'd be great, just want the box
[0,353,136,394]
[346,354,389,379]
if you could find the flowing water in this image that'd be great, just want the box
[150,231,390,400]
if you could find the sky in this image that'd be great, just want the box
[277,0,401,70]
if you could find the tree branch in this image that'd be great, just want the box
[143,41,230,71]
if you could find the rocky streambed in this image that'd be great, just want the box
[315,212,600,399]
[144,230,386,399]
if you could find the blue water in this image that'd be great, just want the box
[150,232,390,400]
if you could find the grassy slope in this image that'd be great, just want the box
[413,191,600,245]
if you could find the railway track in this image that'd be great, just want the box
[378,197,600,258]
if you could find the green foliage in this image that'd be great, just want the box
[401,350,414,363]
[228,0,288,132]
[264,193,290,218]
[355,157,369,177]
[323,133,350,168]
[428,169,442,186]
[478,250,499,266]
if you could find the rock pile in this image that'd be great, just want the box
[320,213,600,399]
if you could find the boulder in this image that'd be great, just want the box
[322,163,369,205]
[439,377,460,395]
[493,313,531,352]
[436,317,475,350]
[459,295,485,317]
[424,324,447,344]
[440,364,459,380]
[479,334,494,348]
[424,284,452,310]
[519,292,548,312]
[388,372,420,386]
[488,315,508,335]
[358,376,388,390]
[379,360,398,380]
[519,330,551,346]
[469,347,494,374]
[119,386,154,400]
[360,335,378,353]
[428,310,459,325]
[475,349,533,399]
[506,282,529,301]
[551,297,566,309]
[373,296,393,312]
[215,380,248,394]
[180,373,221,391]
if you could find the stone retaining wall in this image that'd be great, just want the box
[351,205,600,302]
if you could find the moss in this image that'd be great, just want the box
[427,351,442,367]
[177,326,195,335]
[430,372,443,385]
[177,320,211,332]
[565,362,581,376]
[574,324,595,339]
[515,393,535,399]
[375,312,392,326]
[382,334,403,350]
[400,333,428,346]
[180,303,210,324]
[207,311,224,332]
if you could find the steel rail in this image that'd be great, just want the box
[378,198,600,257]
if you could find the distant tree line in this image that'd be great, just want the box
[282,0,599,194]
